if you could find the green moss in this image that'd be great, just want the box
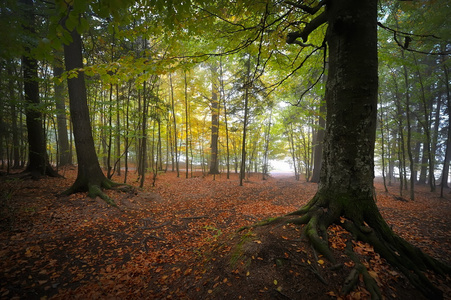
[229,230,256,268]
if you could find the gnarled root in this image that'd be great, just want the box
[281,197,449,300]
[341,217,449,300]
[343,241,382,300]
[62,177,129,206]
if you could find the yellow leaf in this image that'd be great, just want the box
[273,280,278,285]
[318,259,324,265]
[368,270,378,279]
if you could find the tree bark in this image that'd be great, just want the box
[184,71,189,179]
[8,63,21,169]
[169,73,179,177]
[209,65,220,175]
[53,62,72,166]
[21,0,57,178]
[311,100,325,183]
[239,56,251,186]
[63,25,116,204]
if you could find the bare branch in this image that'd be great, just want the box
[284,0,326,15]
[286,11,327,44]
[378,22,450,55]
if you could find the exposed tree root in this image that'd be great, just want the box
[343,241,381,299]
[260,193,451,300]
[62,177,133,206]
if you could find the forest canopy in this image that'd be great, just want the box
[0,0,449,190]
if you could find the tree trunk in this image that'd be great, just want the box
[402,61,415,200]
[209,65,220,175]
[441,62,451,195]
[8,63,21,169]
[53,63,72,166]
[219,59,230,179]
[62,25,117,204]
[281,1,449,299]
[169,73,179,177]
[239,56,251,186]
[21,0,57,178]
[311,101,325,183]
[184,71,189,179]
[115,84,121,176]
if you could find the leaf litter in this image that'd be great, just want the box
[0,171,450,299]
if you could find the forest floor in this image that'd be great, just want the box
[0,168,450,300]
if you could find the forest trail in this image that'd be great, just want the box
[0,170,450,299]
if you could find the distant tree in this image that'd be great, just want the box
[209,64,220,175]
[53,61,72,167]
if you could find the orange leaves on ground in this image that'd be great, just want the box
[0,172,450,299]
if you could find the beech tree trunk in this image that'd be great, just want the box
[63,26,116,203]
[53,63,72,166]
[209,65,220,175]
[315,0,378,215]
[282,1,449,298]
[21,0,57,178]
[310,101,325,183]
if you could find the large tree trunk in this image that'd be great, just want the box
[8,63,21,169]
[21,0,57,178]
[281,1,449,299]
[62,26,117,204]
[314,0,378,220]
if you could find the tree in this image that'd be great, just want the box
[278,0,449,298]
[21,0,58,178]
[209,64,220,175]
[53,61,72,167]
[61,15,119,204]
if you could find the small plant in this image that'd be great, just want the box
[203,225,223,240]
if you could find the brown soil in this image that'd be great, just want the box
[0,169,450,299]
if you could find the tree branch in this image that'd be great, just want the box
[286,11,327,44]
[377,22,450,55]
[284,0,326,15]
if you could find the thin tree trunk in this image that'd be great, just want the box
[209,65,220,174]
[53,62,71,166]
[219,59,230,179]
[440,62,450,196]
[379,97,389,192]
[169,73,179,177]
[139,79,148,188]
[8,64,21,169]
[184,71,189,179]
[240,56,251,186]
[402,62,415,200]
[262,108,272,180]
[115,84,121,176]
